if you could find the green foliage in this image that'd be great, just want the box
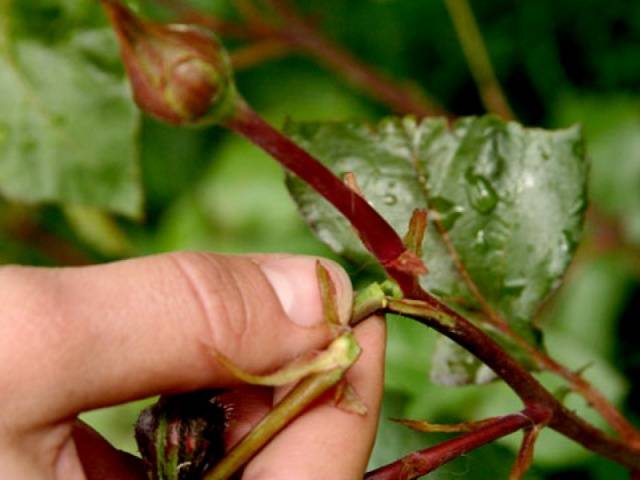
[0,3,141,217]
[286,115,588,383]
[0,1,638,478]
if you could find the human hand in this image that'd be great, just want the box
[0,253,386,479]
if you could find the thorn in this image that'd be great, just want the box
[316,261,344,334]
[334,380,368,416]
[509,425,542,480]
[384,250,428,276]
[344,171,364,196]
[404,208,428,257]
[391,416,498,433]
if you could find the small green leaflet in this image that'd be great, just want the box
[286,116,588,385]
[0,2,142,218]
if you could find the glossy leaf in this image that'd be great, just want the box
[0,5,142,218]
[286,115,587,384]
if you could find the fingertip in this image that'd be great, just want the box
[257,256,352,328]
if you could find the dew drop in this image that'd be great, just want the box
[430,196,465,230]
[465,170,498,214]
[383,193,398,206]
[474,229,488,252]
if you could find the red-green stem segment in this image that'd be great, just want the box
[204,368,347,480]
[170,0,640,447]
[225,99,640,473]
[365,405,551,480]
[226,100,410,269]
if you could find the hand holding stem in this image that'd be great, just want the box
[101,2,640,477]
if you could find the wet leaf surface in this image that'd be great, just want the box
[287,115,588,384]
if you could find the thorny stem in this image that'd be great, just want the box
[443,0,515,120]
[224,100,640,472]
[509,425,542,480]
[226,100,420,276]
[434,212,640,446]
[107,0,640,473]
[271,0,640,447]
[364,405,551,480]
[385,299,640,470]
[529,339,640,447]
[155,0,638,442]
[255,0,640,445]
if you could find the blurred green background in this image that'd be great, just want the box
[1,0,639,478]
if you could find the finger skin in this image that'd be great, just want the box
[241,316,386,480]
[74,318,384,480]
[0,253,350,429]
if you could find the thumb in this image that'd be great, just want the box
[0,253,352,427]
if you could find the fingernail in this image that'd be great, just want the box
[260,257,352,327]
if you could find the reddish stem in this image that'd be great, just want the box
[365,406,551,480]
[225,99,640,472]
[219,0,640,444]
[272,20,444,118]
[226,101,411,270]
[388,302,640,469]
[509,425,542,479]
[100,1,640,475]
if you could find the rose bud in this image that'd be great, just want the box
[102,0,237,125]
[135,390,228,480]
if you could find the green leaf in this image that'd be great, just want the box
[430,336,495,386]
[0,5,142,218]
[286,115,588,384]
[431,322,543,386]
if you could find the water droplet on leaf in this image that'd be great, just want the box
[383,193,398,206]
[430,196,465,230]
[465,170,498,213]
[474,229,488,252]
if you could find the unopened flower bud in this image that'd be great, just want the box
[102,0,237,125]
[135,390,228,480]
